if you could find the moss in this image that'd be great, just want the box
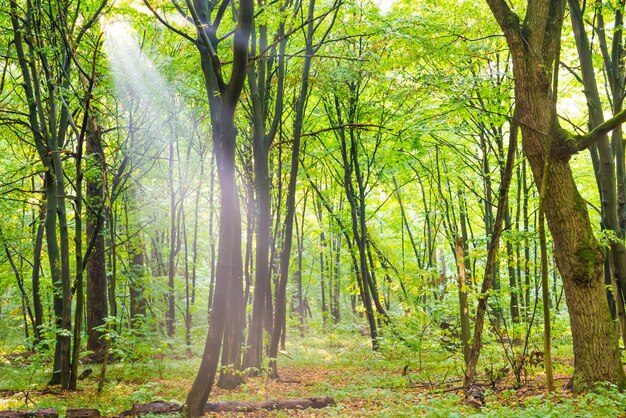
[504,11,520,29]
[552,126,579,160]
[573,189,587,213]
[570,372,590,393]
[578,243,598,265]
[572,242,601,286]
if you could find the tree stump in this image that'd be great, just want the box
[465,384,485,408]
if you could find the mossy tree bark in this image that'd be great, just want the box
[569,0,626,344]
[485,0,626,390]
[86,115,109,355]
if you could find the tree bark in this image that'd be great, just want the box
[484,0,626,390]
[184,0,253,414]
[569,0,626,343]
[464,112,517,389]
[268,0,323,378]
[86,115,108,355]
[455,238,471,365]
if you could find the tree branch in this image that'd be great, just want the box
[142,0,197,44]
[484,0,522,48]
[184,0,226,92]
[576,106,626,150]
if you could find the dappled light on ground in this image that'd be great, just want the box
[2,331,626,417]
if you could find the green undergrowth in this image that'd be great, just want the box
[1,323,625,417]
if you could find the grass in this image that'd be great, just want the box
[1,323,626,417]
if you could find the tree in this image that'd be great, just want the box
[8,0,107,388]
[242,0,290,371]
[85,114,108,357]
[483,0,626,390]
[180,0,254,415]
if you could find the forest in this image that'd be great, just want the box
[3,0,626,416]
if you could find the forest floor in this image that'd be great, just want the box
[1,328,626,417]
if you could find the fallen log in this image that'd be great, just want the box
[0,408,58,418]
[0,412,27,418]
[0,396,338,418]
[118,401,182,417]
[204,397,336,413]
[66,409,100,418]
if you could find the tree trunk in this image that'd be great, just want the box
[268,0,321,378]
[70,114,86,391]
[464,111,517,388]
[455,238,471,365]
[484,0,626,390]
[184,0,253,414]
[569,0,626,343]
[167,136,177,337]
[86,115,108,355]
[31,204,45,344]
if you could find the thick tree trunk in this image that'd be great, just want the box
[208,152,216,313]
[570,0,626,343]
[518,64,626,392]
[86,116,108,355]
[484,0,626,391]
[184,0,252,414]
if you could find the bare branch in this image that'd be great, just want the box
[142,0,197,44]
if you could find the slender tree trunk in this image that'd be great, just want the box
[332,228,341,323]
[294,207,305,336]
[268,0,321,378]
[107,205,118,320]
[183,208,192,351]
[70,114,87,390]
[537,148,555,392]
[455,238,471,365]
[128,186,146,326]
[316,201,329,323]
[464,114,517,388]
[191,151,205,306]
[243,12,287,369]
[1,229,36,344]
[506,209,520,323]
[332,96,379,349]
[31,205,45,345]
[167,137,177,337]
